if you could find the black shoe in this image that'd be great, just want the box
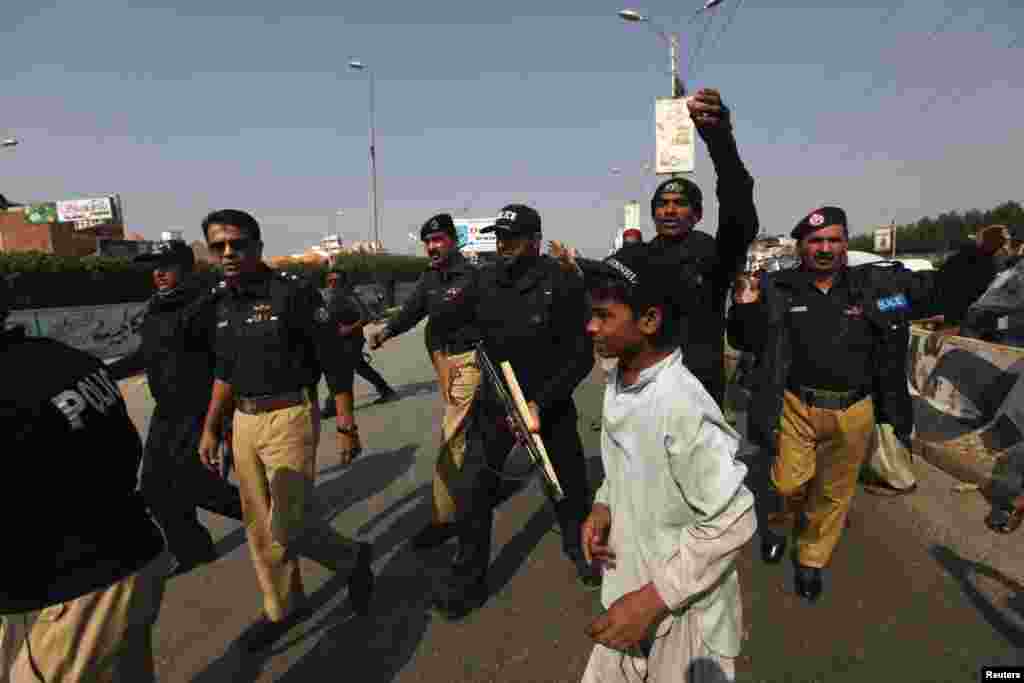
[240,607,312,652]
[428,581,488,621]
[761,531,787,564]
[566,548,602,590]
[794,565,823,603]
[411,523,457,550]
[371,389,399,405]
[348,542,374,617]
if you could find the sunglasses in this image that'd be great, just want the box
[208,238,255,255]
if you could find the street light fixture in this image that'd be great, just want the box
[0,138,18,148]
[617,8,682,97]
[348,59,380,252]
[617,3,724,97]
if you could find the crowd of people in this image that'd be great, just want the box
[0,85,995,682]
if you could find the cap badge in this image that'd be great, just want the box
[809,213,825,227]
[664,181,684,193]
[498,210,518,222]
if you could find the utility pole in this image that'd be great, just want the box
[891,219,896,259]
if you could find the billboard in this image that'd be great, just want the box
[621,201,640,231]
[456,217,498,253]
[874,227,893,253]
[25,203,58,224]
[56,197,115,228]
[655,97,695,175]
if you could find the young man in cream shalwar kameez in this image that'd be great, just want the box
[580,244,757,682]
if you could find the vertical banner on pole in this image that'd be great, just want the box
[655,97,695,175]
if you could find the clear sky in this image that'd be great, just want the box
[1,1,1020,258]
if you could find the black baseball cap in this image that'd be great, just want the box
[134,240,196,271]
[420,213,457,241]
[480,204,542,236]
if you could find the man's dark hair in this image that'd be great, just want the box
[587,276,682,348]
[201,209,262,242]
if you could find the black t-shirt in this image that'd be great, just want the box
[0,327,164,614]
[785,272,875,392]
[212,267,339,397]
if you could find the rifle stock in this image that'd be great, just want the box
[475,344,565,502]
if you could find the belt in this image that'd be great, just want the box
[788,384,869,411]
[236,390,307,415]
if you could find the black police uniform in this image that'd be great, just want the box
[647,134,759,407]
[108,280,243,567]
[321,283,394,400]
[437,253,595,607]
[381,249,482,354]
[1,325,166,613]
[211,266,339,398]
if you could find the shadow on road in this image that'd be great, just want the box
[212,445,417,560]
[191,446,419,682]
[930,545,1024,647]
[354,380,438,411]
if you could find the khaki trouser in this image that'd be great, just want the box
[433,350,481,525]
[0,553,172,683]
[771,390,875,568]
[232,390,360,622]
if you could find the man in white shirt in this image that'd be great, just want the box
[580,244,757,682]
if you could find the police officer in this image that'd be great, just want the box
[319,265,398,419]
[428,204,598,620]
[194,209,373,651]
[108,240,243,576]
[0,273,171,681]
[728,206,943,602]
[368,213,484,550]
[548,88,758,407]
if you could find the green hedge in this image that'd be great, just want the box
[0,252,138,274]
[0,251,428,280]
[1,251,429,307]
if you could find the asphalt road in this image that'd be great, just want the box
[115,321,1023,682]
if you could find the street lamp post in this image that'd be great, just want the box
[617,3,725,96]
[617,9,683,97]
[348,60,380,252]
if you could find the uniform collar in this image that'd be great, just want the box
[231,265,274,298]
[440,251,469,280]
[498,255,544,292]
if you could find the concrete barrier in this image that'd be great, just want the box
[8,302,148,360]
[7,281,420,362]
[907,328,1024,486]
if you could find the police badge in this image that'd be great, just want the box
[315,306,330,322]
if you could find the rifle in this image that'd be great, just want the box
[475,342,565,502]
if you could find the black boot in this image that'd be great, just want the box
[761,530,787,564]
[794,564,823,602]
[428,576,488,621]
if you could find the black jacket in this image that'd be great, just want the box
[384,250,482,353]
[108,283,215,414]
[939,243,1000,325]
[578,132,758,405]
[455,255,594,412]
[728,263,941,447]
[0,327,164,613]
